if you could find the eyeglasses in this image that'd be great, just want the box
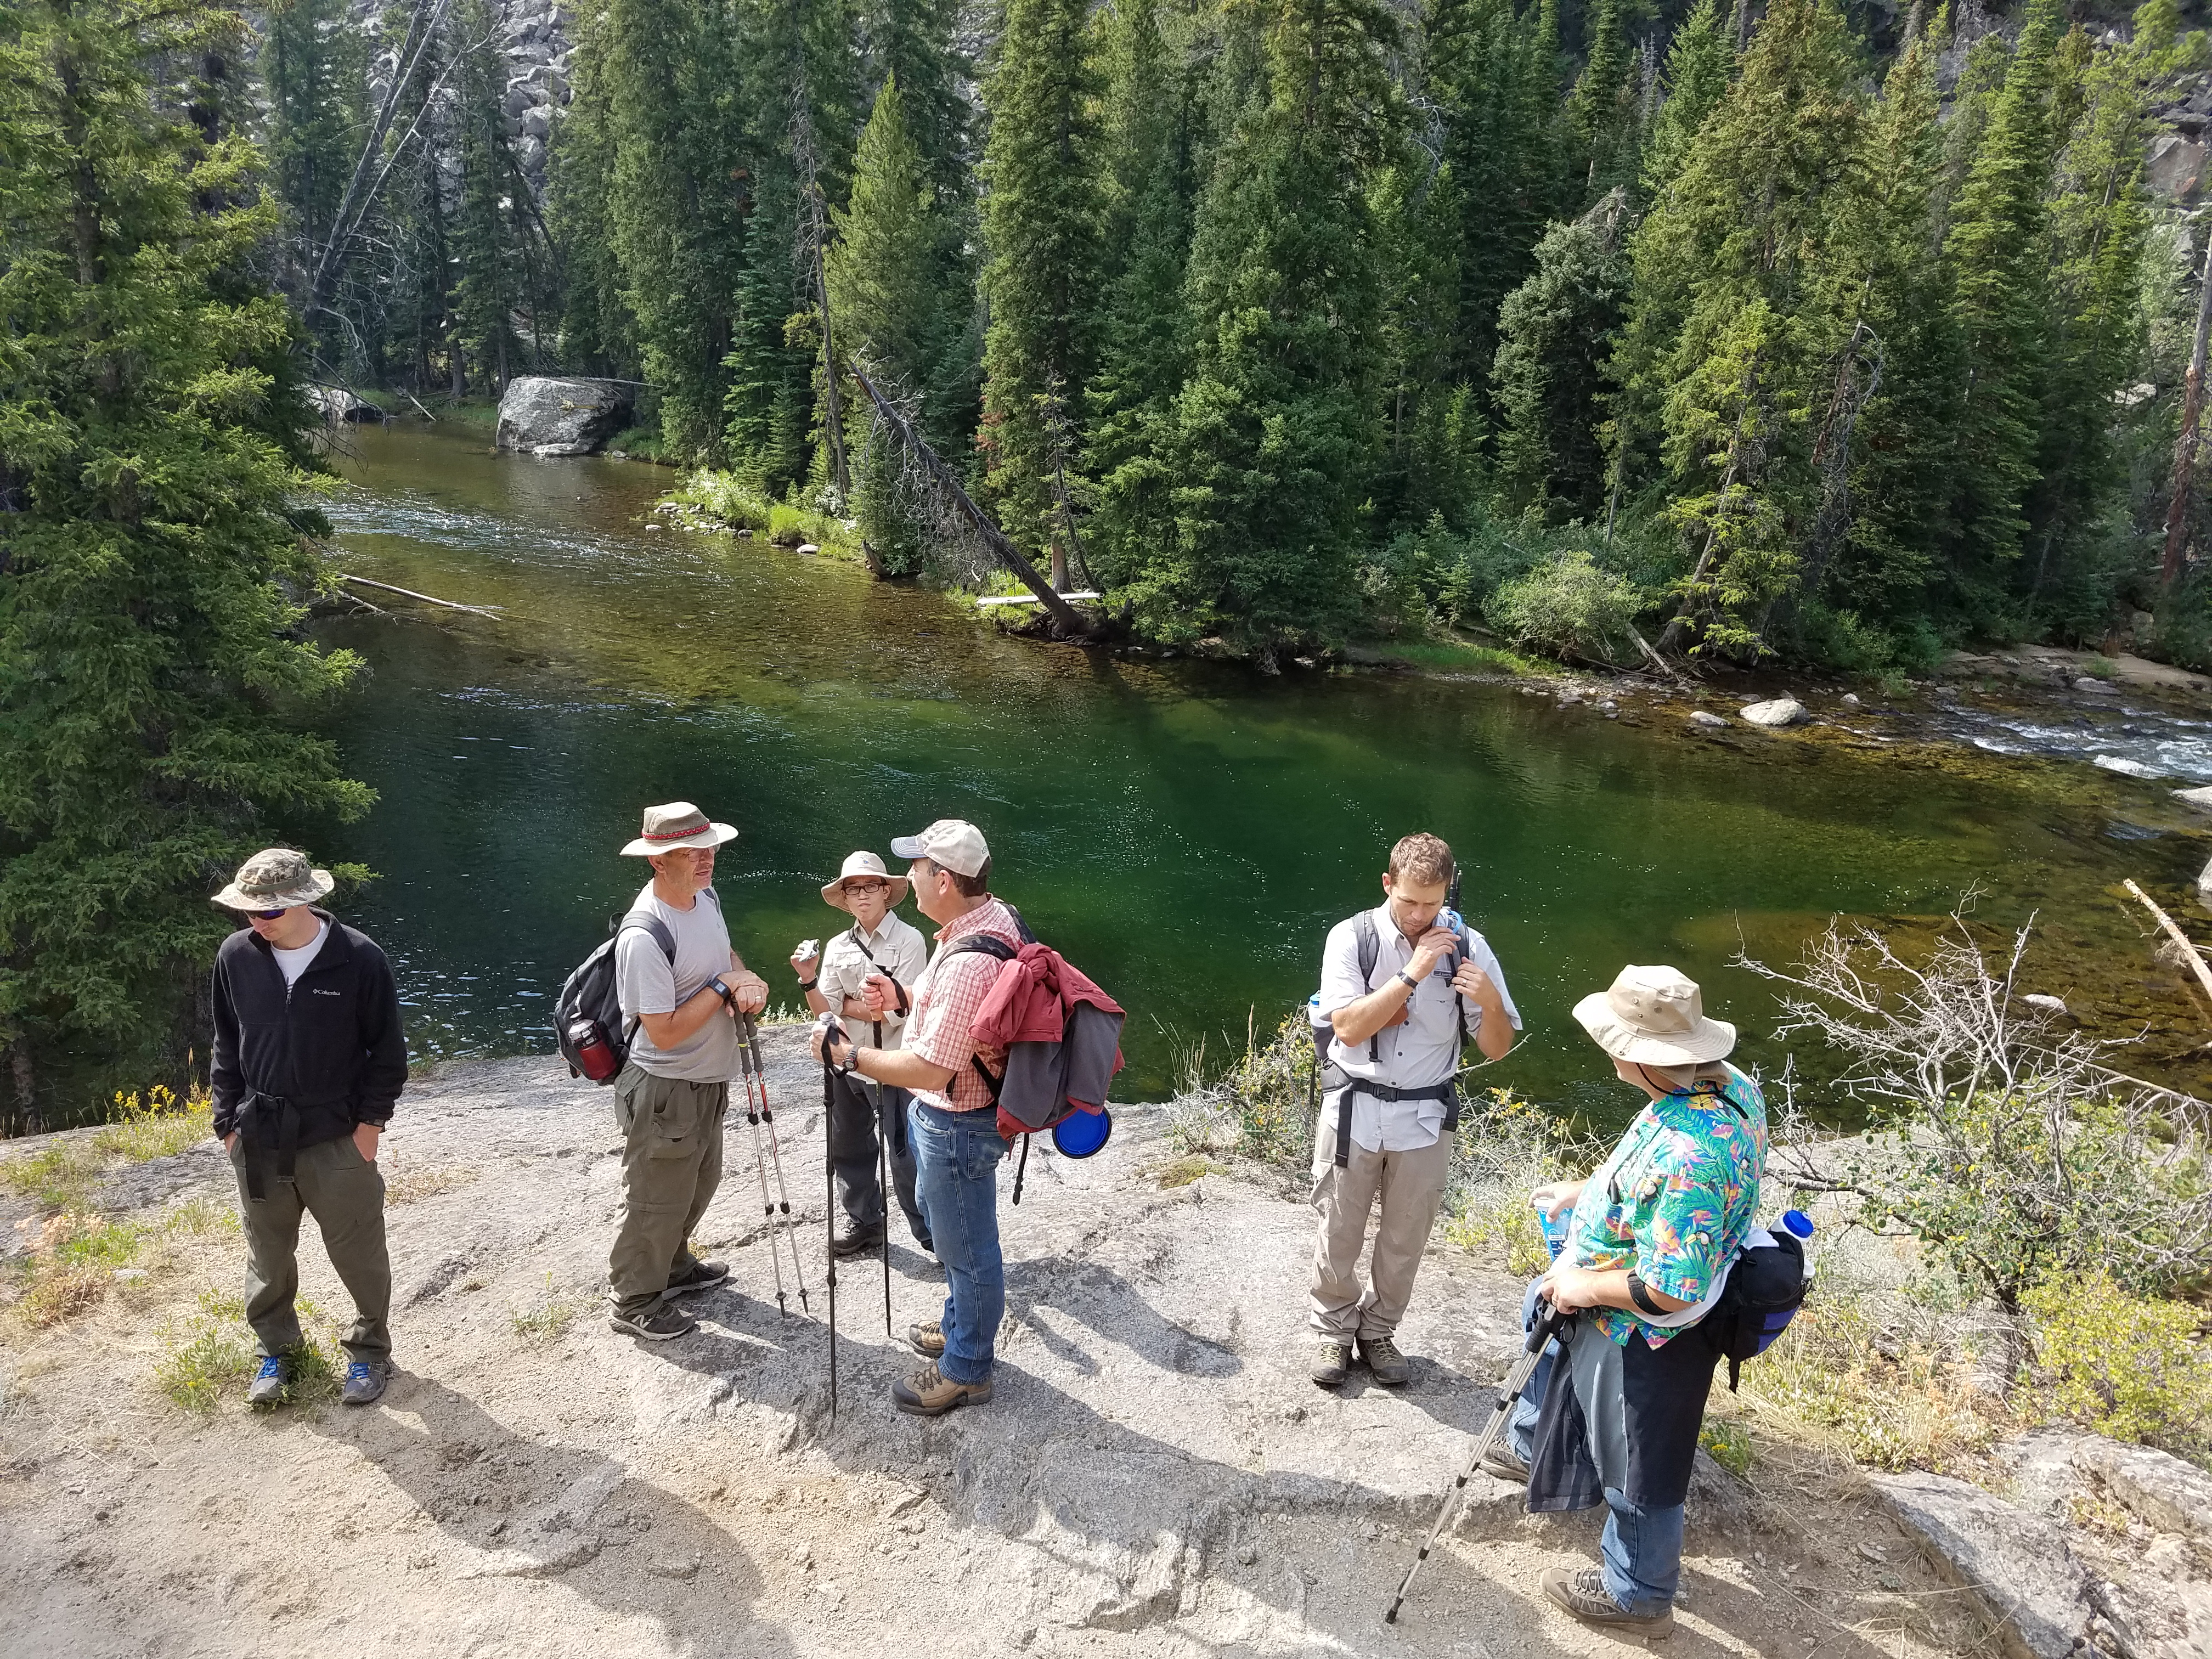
[250,907,287,921]
[844,880,890,896]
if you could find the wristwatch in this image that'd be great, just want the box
[710,977,737,1007]
[796,977,817,990]
[1395,969,1420,993]
[834,1043,861,1077]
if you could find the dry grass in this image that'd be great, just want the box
[382,1156,473,1205]
[4,1197,237,1331]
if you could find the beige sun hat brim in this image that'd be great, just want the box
[1572,990,1737,1065]
[620,821,740,856]
[822,873,912,912]
[211,868,336,911]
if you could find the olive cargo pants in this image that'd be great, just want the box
[1307,1121,1454,1343]
[609,1064,727,1317]
[230,1132,392,1365]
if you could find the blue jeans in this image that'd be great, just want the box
[909,1102,1008,1385]
[1508,1281,1685,1617]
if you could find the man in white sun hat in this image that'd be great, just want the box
[606,802,769,1342]
[1494,964,1766,1640]
[208,848,407,1408]
[793,851,929,1256]
[810,817,1022,1417]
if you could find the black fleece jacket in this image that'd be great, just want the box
[209,910,408,1147]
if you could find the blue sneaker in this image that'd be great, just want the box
[246,1355,286,1406]
[341,1360,390,1406]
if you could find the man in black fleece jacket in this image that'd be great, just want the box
[209,848,408,1407]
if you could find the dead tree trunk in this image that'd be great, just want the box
[2163,228,2212,589]
[789,54,848,507]
[847,358,1094,638]
[9,1041,41,1138]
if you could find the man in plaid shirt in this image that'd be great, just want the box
[811,818,1023,1415]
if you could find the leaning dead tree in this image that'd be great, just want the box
[788,47,847,509]
[845,357,1097,638]
[2164,225,2212,589]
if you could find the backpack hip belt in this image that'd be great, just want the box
[1329,1076,1458,1168]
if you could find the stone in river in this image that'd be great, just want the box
[494,376,634,456]
[2174,784,2212,812]
[1839,692,1861,707]
[2021,994,2070,1018]
[2094,754,2165,780]
[1740,697,1807,727]
[1689,710,1728,729]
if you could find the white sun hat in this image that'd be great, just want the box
[619,801,740,857]
[1572,964,1737,1066]
[822,850,911,912]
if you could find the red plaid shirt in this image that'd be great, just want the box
[904,897,1022,1113]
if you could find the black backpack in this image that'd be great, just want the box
[1702,1227,1810,1390]
[554,908,678,1083]
[1305,907,1479,1165]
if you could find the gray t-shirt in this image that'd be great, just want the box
[614,882,738,1082]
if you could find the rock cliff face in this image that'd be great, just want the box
[353,0,572,199]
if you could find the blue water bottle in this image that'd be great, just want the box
[1534,1198,1570,1259]
[1781,1209,1816,1284]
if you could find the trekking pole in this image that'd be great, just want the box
[872,1013,891,1337]
[735,1020,792,1316]
[740,1013,809,1311]
[1384,1301,1567,1626]
[819,1034,839,1422]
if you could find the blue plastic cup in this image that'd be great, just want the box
[1534,1199,1568,1259]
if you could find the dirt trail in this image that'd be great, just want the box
[0,1037,1973,1658]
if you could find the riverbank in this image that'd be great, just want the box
[3,1039,2157,1659]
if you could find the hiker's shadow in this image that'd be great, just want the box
[304,1374,797,1658]
[1003,1256,1243,1380]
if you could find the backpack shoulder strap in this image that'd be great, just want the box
[999,902,1039,946]
[1353,910,1384,1063]
[617,910,676,962]
[947,934,1017,962]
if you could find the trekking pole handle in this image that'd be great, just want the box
[1526,1299,1566,1353]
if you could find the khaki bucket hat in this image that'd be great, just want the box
[619,801,739,856]
[212,848,335,912]
[1572,964,1736,1066]
[822,850,911,912]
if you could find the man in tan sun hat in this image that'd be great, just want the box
[606,802,769,1341]
[793,852,930,1256]
[1490,964,1766,1640]
[208,848,407,1408]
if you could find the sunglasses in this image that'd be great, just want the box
[249,907,288,921]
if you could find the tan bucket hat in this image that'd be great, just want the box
[619,801,739,857]
[1573,964,1736,1065]
[212,848,335,912]
[822,850,911,912]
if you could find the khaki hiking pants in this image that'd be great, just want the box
[230,1131,391,1365]
[609,1064,727,1317]
[1307,1121,1454,1344]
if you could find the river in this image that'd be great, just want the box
[308,422,2211,1120]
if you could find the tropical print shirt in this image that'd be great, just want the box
[1565,1064,1767,1348]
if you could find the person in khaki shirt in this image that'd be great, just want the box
[792,851,929,1255]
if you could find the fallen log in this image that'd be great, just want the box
[2121,878,2212,1012]
[338,574,504,619]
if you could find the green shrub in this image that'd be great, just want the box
[155,1291,256,1413]
[1166,1012,1318,1176]
[1483,549,1643,665]
[2025,1272,2212,1468]
[92,1082,212,1163]
[1442,1087,1603,1272]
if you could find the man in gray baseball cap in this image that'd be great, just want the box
[208,848,408,1408]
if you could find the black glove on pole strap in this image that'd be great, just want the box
[822,1049,838,1423]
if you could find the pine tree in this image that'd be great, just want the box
[0,0,371,1119]
[829,72,946,568]
[451,0,537,393]
[1566,0,1641,204]
[549,0,639,377]
[1640,0,1729,197]
[1085,0,1194,588]
[1157,0,1403,652]
[1941,0,2065,615]
[1493,188,1632,521]
[977,0,1103,564]
[263,0,366,309]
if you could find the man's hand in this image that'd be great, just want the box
[353,1122,381,1163]
[224,1131,239,1153]
[788,948,819,980]
[808,1022,855,1070]
[1531,1178,1585,1220]
[723,971,769,1014]
[1406,925,1458,982]
[861,973,898,1017]
[1538,1262,1606,1314]
[1449,959,1502,1009]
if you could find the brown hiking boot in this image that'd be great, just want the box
[1310,1339,1353,1388]
[1541,1566,1674,1638]
[1358,1334,1413,1386]
[908,1319,946,1357]
[892,1361,991,1417]
[1479,1442,1531,1483]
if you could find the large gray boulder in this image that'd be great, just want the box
[1870,1471,2097,1659]
[1741,696,1808,728]
[494,376,633,456]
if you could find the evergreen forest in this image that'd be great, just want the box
[265,0,2212,670]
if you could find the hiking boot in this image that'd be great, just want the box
[1479,1442,1531,1484]
[662,1258,730,1297]
[246,1355,287,1407]
[610,1306,698,1341]
[341,1360,390,1407]
[1541,1566,1675,1638]
[891,1361,991,1417]
[1310,1340,1353,1388]
[1358,1334,1413,1386]
[908,1319,946,1357]
[831,1222,885,1258]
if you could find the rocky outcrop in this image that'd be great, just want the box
[1870,1471,2103,1659]
[494,376,633,455]
[305,383,384,423]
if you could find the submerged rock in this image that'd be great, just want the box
[1741,697,1807,728]
[2094,754,2167,780]
[494,376,633,456]
[1689,710,1728,729]
[2174,784,2212,812]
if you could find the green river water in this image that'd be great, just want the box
[309,423,2208,1122]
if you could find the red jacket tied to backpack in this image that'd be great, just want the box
[971,941,1125,1104]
